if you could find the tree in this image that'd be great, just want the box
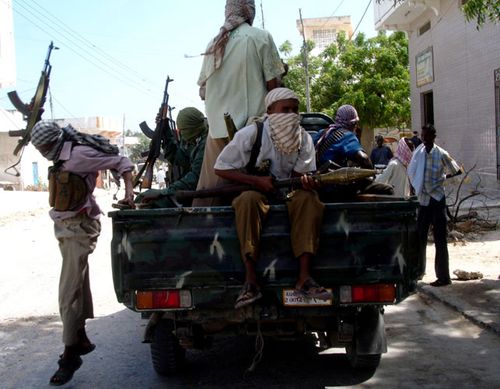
[127,132,150,164]
[462,0,500,28]
[283,31,410,130]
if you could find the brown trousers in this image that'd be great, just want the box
[232,189,324,261]
[191,134,229,207]
[54,214,100,345]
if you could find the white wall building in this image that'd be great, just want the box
[297,16,353,56]
[374,0,500,189]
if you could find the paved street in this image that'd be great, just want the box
[1,190,499,388]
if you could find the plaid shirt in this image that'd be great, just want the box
[420,145,461,206]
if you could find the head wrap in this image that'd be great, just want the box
[263,88,302,155]
[333,105,359,131]
[200,0,255,84]
[394,137,413,167]
[31,121,62,147]
[31,121,64,161]
[264,87,299,110]
[176,107,207,141]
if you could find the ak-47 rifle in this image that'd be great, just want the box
[7,42,58,164]
[175,167,376,201]
[134,76,174,189]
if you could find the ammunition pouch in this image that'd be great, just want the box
[48,167,88,211]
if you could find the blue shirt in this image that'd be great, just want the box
[313,128,363,167]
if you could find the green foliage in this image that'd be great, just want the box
[127,133,151,164]
[283,30,410,129]
[462,0,500,28]
[279,40,293,57]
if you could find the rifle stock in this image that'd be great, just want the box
[175,167,376,201]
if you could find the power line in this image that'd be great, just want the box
[351,0,373,39]
[11,0,157,98]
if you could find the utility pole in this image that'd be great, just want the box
[299,9,311,112]
[260,1,265,29]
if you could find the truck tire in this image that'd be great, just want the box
[150,319,185,376]
[346,343,381,370]
[345,306,385,370]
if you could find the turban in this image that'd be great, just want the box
[199,0,256,85]
[264,87,299,110]
[31,121,62,147]
[334,105,359,130]
[176,107,207,141]
[394,138,413,167]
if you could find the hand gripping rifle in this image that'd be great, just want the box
[134,76,174,189]
[174,167,376,201]
[7,42,58,162]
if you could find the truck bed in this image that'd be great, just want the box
[109,197,424,311]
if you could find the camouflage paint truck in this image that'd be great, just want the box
[109,193,424,375]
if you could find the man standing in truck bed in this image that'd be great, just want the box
[214,87,332,308]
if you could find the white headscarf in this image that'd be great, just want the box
[199,0,256,85]
[265,88,303,155]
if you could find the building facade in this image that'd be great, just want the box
[296,16,353,55]
[374,0,500,189]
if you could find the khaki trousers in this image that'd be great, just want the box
[54,214,100,345]
[232,190,324,261]
[192,134,229,207]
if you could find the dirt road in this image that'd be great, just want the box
[1,190,499,388]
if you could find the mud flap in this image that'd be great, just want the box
[355,307,387,355]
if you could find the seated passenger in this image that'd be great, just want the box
[214,87,332,309]
[135,107,207,208]
[375,138,414,197]
[314,104,372,170]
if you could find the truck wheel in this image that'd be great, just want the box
[150,319,185,376]
[345,343,381,370]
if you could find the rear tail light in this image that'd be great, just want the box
[136,290,192,310]
[339,284,396,304]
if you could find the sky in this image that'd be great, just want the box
[1,0,377,134]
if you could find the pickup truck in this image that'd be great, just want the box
[109,113,424,375]
[110,195,423,375]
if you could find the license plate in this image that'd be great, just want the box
[282,289,333,306]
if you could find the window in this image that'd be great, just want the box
[312,29,336,50]
[418,21,431,36]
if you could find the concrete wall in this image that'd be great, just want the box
[374,0,500,189]
[407,0,500,187]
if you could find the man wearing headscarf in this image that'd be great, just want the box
[193,0,285,206]
[375,137,414,197]
[214,87,332,309]
[314,104,372,170]
[135,107,208,207]
[30,120,135,386]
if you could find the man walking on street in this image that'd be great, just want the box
[408,124,462,287]
[30,121,135,385]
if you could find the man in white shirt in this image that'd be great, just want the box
[215,88,332,308]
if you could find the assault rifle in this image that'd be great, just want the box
[134,76,174,189]
[175,167,376,201]
[8,42,58,157]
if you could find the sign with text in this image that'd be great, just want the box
[416,47,434,87]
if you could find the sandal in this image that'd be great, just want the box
[235,283,262,309]
[295,278,332,301]
[49,355,83,386]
